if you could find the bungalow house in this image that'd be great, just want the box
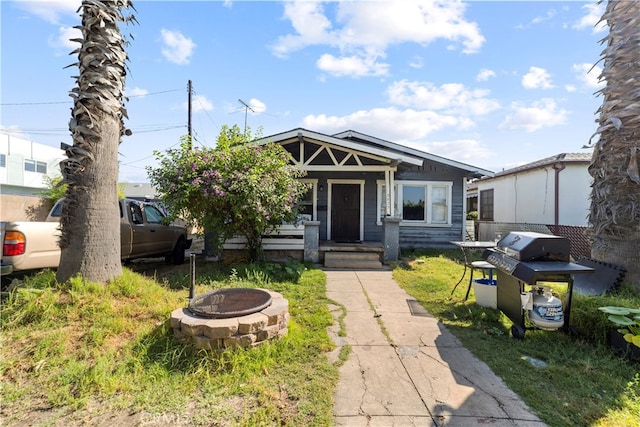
[252,128,493,266]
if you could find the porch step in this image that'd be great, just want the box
[324,251,383,269]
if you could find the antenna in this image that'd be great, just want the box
[238,99,254,138]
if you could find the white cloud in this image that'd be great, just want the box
[48,25,81,51]
[271,2,337,58]
[409,56,424,69]
[476,68,496,82]
[499,98,568,132]
[317,53,389,77]
[386,80,500,116]
[272,0,484,77]
[531,9,557,25]
[573,2,606,34]
[302,106,468,141]
[515,8,559,30]
[160,29,196,65]
[16,0,80,24]
[126,87,149,97]
[404,139,493,164]
[572,63,604,89]
[522,66,554,90]
[188,95,213,112]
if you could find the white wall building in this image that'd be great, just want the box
[475,153,592,227]
[0,133,65,194]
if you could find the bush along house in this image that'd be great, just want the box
[246,128,494,268]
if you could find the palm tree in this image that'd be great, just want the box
[56,0,135,284]
[589,0,640,291]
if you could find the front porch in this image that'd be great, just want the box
[217,218,399,269]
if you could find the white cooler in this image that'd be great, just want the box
[473,278,497,309]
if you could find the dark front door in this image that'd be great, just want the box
[331,184,360,242]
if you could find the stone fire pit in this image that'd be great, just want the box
[170,288,289,350]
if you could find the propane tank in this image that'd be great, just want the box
[528,286,564,331]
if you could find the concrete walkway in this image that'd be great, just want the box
[325,269,546,427]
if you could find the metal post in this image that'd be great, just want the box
[188,253,196,301]
[187,80,192,148]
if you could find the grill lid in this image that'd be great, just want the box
[496,231,570,262]
[188,288,272,319]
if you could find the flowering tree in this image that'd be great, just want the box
[147,125,308,261]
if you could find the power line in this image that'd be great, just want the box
[0,124,184,135]
[191,87,218,148]
[120,139,183,166]
[0,88,182,106]
[1,100,69,106]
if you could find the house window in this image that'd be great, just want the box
[0,153,5,168]
[298,179,317,221]
[377,180,452,226]
[25,159,47,174]
[431,185,448,224]
[402,185,425,221]
[479,189,494,221]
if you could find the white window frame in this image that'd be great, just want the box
[24,159,47,174]
[376,180,453,227]
[299,178,318,221]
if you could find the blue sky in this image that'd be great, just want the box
[1,0,606,182]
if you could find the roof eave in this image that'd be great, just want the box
[333,130,494,178]
[258,128,424,166]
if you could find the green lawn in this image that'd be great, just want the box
[0,261,338,426]
[392,249,640,427]
[2,252,638,427]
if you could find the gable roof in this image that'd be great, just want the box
[260,128,494,178]
[489,153,592,179]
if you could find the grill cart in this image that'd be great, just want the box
[483,232,593,339]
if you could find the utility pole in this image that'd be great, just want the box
[187,80,193,149]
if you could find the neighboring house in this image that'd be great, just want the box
[261,128,493,250]
[475,153,592,227]
[121,182,158,201]
[473,153,593,258]
[0,133,65,220]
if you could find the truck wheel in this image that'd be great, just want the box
[168,238,186,265]
[511,324,526,340]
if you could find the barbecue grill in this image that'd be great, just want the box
[482,231,593,339]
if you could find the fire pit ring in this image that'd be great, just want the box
[171,288,289,350]
[188,288,272,319]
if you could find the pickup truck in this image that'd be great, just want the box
[1,198,192,277]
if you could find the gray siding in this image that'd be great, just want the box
[395,161,465,248]
[305,159,467,248]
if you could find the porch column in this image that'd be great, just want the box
[303,221,320,263]
[383,217,401,263]
[384,168,396,217]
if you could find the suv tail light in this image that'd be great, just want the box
[3,231,26,256]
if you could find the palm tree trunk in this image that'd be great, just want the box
[56,0,134,284]
[589,0,640,291]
